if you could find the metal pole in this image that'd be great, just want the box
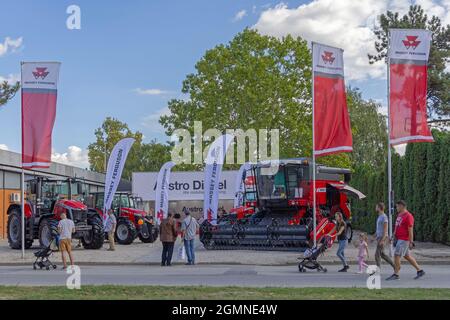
[21,169,25,259]
[312,42,317,248]
[20,62,25,259]
[387,31,393,253]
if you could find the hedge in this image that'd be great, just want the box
[351,130,450,244]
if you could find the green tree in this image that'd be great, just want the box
[161,29,387,170]
[88,118,173,179]
[347,88,388,169]
[368,5,450,123]
[135,140,172,172]
[87,117,143,179]
[0,81,20,106]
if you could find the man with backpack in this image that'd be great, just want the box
[386,200,425,281]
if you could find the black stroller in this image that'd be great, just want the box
[298,236,333,273]
[33,238,58,270]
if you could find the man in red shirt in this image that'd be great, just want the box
[386,200,425,281]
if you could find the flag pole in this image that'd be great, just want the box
[311,42,317,248]
[21,169,25,259]
[20,62,25,259]
[387,31,393,248]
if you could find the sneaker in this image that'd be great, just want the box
[414,270,425,280]
[386,274,399,281]
[338,266,348,272]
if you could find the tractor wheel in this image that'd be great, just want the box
[115,219,137,245]
[138,222,158,243]
[7,208,33,249]
[346,224,353,243]
[38,218,59,248]
[81,215,104,249]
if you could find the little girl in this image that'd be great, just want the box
[357,233,369,274]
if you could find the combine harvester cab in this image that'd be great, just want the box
[7,177,104,250]
[200,158,365,251]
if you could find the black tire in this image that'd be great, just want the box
[138,222,158,243]
[81,215,104,249]
[346,224,353,242]
[38,218,59,248]
[115,219,137,245]
[7,208,33,249]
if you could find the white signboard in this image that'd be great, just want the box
[132,171,238,201]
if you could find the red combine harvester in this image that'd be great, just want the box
[90,192,158,245]
[7,177,104,250]
[200,158,365,251]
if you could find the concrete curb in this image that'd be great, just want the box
[2,260,450,267]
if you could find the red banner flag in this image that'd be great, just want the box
[21,62,61,168]
[389,29,432,145]
[312,43,352,156]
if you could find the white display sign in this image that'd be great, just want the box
[132,171,238,201]
[389,29,431,62]
[312,42,344,77]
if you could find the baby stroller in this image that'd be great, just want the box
[298,236,333,273]
[33,237,58,270]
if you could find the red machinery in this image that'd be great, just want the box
[90,192,158,245]
[200,159,365,250]
[7,177,104,250]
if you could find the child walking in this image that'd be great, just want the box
[357,233,369,274]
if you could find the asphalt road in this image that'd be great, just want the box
[0,264,449,288]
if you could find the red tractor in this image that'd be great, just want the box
[200,158,365,250]
[89,192,158,245]
[7,177,104,250]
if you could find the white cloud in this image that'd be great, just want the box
[134,88,171,96]
[0,37,23,56]
[233,9,248,22]
[51,146,90,169]
[0,73,20,84]
[0,144,9,151]
[141,107,170,134]
[254,0,450,81]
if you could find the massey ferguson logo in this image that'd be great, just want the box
[157,209,164,220]
[321,51,335,64]
[207,208,213,221]
[32,67,49,80]
[402,35,421,50]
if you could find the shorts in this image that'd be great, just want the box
[394,239,410,257]
[59,238,72,253]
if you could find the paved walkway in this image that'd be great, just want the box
[0,264,448,288]
[1,231,450,266]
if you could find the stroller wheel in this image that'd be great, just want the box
[46,266,50,270]
[33,263,37,270]
[53,265,57,269]
[323,268,328,273]
[39,265,43,269]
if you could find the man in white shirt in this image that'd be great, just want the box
[57,213,76,269]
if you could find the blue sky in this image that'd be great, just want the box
[1,0,448,167]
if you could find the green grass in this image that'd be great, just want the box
[0,286,450,300]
